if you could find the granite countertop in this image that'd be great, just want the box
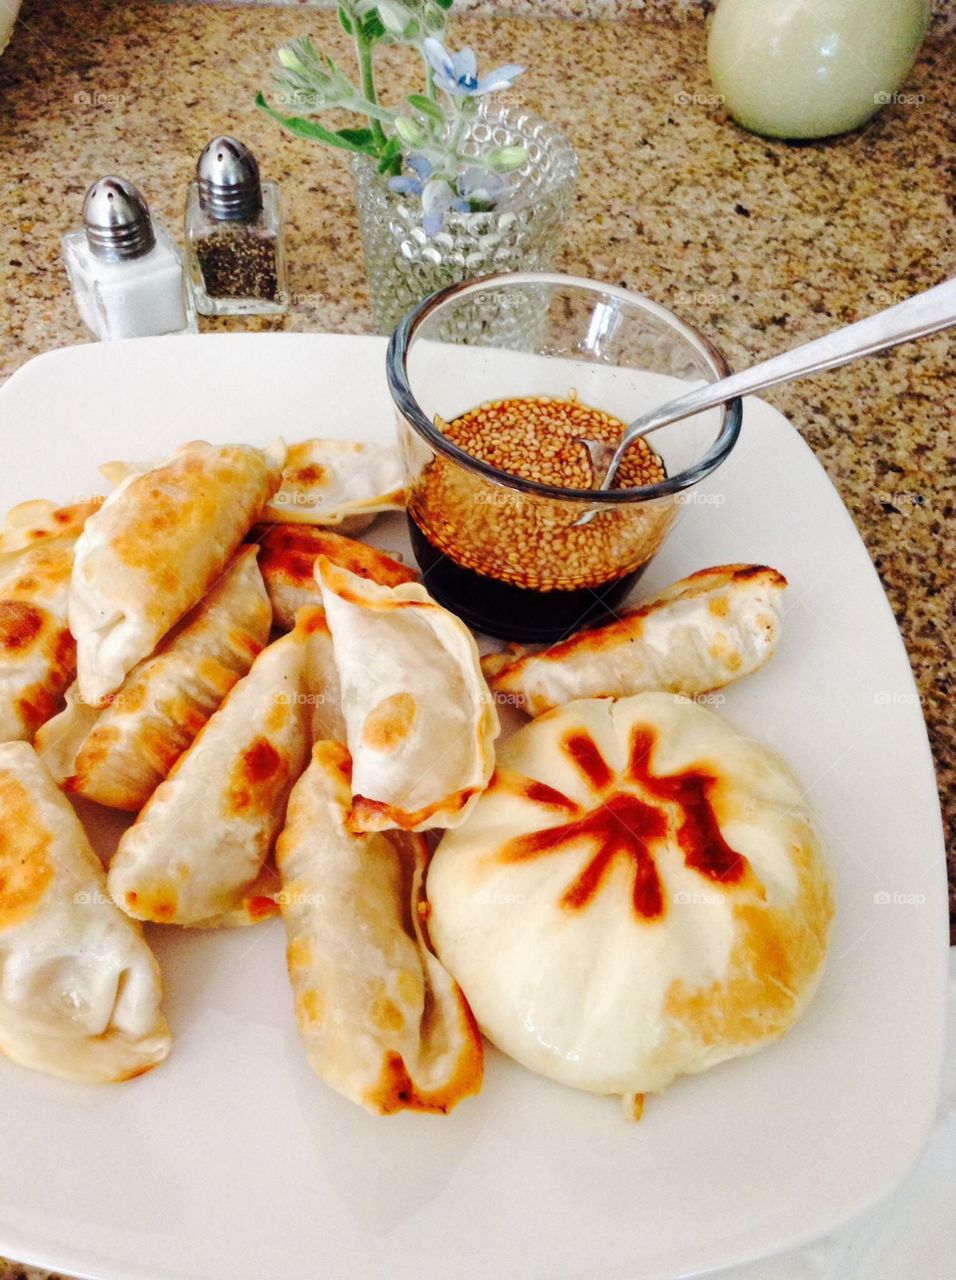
[0,3,953,1272]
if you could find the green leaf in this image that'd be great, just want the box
[336,126,377,147]
[434,0,455,8]
[256,92,381,155]
[406,92,444,123]
[337,6,353,34]
[361,11,386,40]
[376,136,402,174]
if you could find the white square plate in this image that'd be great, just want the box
[0,334,947,1280]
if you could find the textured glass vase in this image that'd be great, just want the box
[353,103,578,335]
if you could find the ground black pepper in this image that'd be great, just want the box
[194,224,280,301]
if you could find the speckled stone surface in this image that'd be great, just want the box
[186,0,956,33]
[0,3,952,1270]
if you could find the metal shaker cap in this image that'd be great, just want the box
[82,176,156,261]
[197,136,263,222]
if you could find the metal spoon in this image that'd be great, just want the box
[574,276,956,525]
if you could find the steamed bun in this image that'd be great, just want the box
[427,693,833,1103]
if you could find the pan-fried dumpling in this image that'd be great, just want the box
[254,524,417,630]
[0,506,101,742]
[427,693,833,1110]
[103,439,405,536]
[261,439,405,532]
[276,740,483,1115]
[316,560,499,832]
[36,547,272,811]
[484,565,788,717]
[107,607,343,927]
[0,497,102,554]
[0,742,171,1083]
[72,440,284,705]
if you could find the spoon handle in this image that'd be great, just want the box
[604,275,956,478]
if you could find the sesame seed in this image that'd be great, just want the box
[411,395,673,592]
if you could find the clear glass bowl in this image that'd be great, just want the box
[387,272,742,642]
[354,103,577,335]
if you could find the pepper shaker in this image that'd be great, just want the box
[62,177,197,341]
[185,136,288,316]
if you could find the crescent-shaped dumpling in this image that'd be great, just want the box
[0,742,171,1083]
[37,546,272,811]
[277,741,483,1115]
[483,565,788,716]
[254,524,416,631]
[0,503,101,742]
[72,440,284,704]
[102,439,405,536]
[107,607,342,928]
[261,439,405,531]
[316,560,499,832]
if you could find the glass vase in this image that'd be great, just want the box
[353,103,578,335]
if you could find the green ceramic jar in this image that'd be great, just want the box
[708,0,930,139]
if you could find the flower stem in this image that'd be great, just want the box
[424,60,438,102]
[355,28,388,152]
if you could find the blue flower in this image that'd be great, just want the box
[422,37,525,98]
[387,153,434,197]
[388,155,514,237]
[407,153,433,181]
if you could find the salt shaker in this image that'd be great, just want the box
[62,177,197,341]
[185,136,288,316]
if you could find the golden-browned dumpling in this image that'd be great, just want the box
[276,741,483,1114]
[0,503,102,743]
[107,608,343,928]
[316,560,499,832]
[103,438,405,535]
[36,547,272,811]
[427,693,833,1109]
[484,565,788,716]
[253,524,416,631]
[71,440,284,705]
[260,438,405,531]
[0,742,171,1083]
[0,497,102,554]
